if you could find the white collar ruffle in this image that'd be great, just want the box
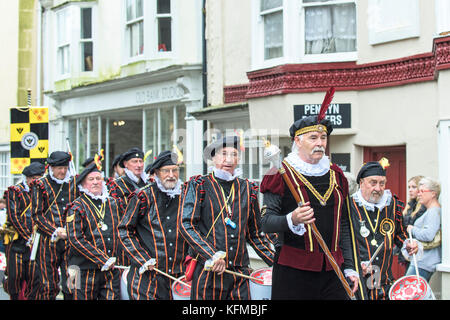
[211,167,243,181]
[78,182,109,203]
[125,168,148,185]
[284,152,330,177]
[352,189,392,211]
[49,167,72,184]
[154,176,182,199]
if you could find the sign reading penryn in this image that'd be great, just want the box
[294,103,351,129]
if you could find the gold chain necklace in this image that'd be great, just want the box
[284,161,336,206]
[83,194,105,226]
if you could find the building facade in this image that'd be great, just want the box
[0,0,39,194]
[200,0,450,298]
[40,0,205,179]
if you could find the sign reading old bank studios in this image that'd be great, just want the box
[294,103,351,129]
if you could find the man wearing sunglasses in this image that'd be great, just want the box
[347,159,419,300]
[119,150,188,300]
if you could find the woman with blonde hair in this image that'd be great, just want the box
[404,177,441,281]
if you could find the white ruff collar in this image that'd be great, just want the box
[352,189,392,211]
[284,152,330,177]
[78,182,109,203]
[49,167,72,184]
[154,176,182,199]
[125,168,148,184]
[211,167,243,181]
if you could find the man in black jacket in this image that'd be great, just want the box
[119,151,188,300]
[2,162,45,300]
[180,136,274,300]
[30,151,79,300]
[66,162,122,300]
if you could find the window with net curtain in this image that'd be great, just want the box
[261,0,283,60]
[304,0,356,54]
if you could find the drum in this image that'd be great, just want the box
[249,267,272,300]
[171,275,191,300]
[120,268,130,300]
[0,252,6,272]
[389,275,435,300]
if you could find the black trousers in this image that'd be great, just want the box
[72,268,120,300]
[34,235,69,300]
[3,242,29,298]
[272,261,349,300]
[126,265,182,300]
[190,262,252,300]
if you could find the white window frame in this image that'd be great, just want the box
[54,3,97,81]
[251,0,357,70]
[124,0,145,64]
[300,0,357,63]
[79,4,97,75]
[367,0,420,45]
[155,0,174,56]
[55,7,72,79]
[436,0,450,36]
[0,146,13,195]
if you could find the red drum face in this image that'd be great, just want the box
[389,276,430,300]
[172,276,192,300]
[251,268,272,286]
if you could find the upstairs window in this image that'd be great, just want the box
[80,7,93,71]
[157,0,172,52]
[260,0,283,60]
[303,0,356,55]
[56,8,71,75]
[126,0,144,57]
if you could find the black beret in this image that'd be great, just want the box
[22,162,46,177]
[289,116,333,138]
[204,136,241,160]
[81,157,94,168]
[119,148,144,167]
[356,162,386,184]
[47,151,71,167]
[77,163,102,185]
[150,151,178,174]
[145,163,153,174]
[112,154,123,168]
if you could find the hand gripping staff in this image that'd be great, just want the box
[263,141,356,300]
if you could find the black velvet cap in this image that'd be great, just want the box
[119,148,144,167]
[204,136,241,160]
[356,161,386,184]
[81,157,94,168]
[22,162,46,177]
[77,163,102,184]
[289,116,333,138]
[47,151,71,167]
[149,151,178,174]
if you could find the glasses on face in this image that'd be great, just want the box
[418,189,432,194]
[159,168,179,174]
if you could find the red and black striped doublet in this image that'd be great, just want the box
[180,174,274,300]
[3,183,33,299]
[30,175,78,300]
[118,183,188,300]
[108,175,147,266]
[66,193,123,300]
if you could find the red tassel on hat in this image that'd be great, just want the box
[317,87,335,124]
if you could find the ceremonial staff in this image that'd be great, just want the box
[264,140,356,300]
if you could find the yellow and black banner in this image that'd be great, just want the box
[10,107,49,174]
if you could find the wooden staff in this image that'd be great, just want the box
[223,269,260,282]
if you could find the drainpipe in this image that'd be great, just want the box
[202,0,208,175]
[36,1,43,106]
